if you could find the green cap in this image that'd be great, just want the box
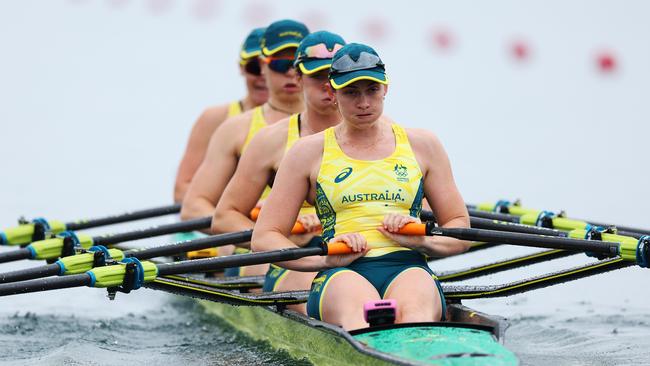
[240,27,265,61]
[261,19,309,56]
[294,31,346,75]
[329,43,388,89]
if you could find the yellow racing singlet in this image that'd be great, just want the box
[286,114,316,217]
[227,100,243,118]
[315,124,424,257]
[241,106,267,153]
[240,106,271,200]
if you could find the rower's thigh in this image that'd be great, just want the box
[240,263,270,276]
[383,268,442,323]
[275,270,317,292]
[317,271,380,330]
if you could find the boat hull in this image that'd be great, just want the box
[198,299,518,365]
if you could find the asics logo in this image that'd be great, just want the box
[334,167,353,183]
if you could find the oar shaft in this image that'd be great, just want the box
[127,230,253,260]
[64,204,181,231]
[0,248,32,264]
[92,217,211,246]
[0,273,90,296]
[467,209,520,223]
[432,227,620,255]
[469,217,568,237]
[156,246,324,276]
[0,263,60,283]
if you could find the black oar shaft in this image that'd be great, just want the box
[127,230,253,260]
[467,209,521,223]
[470,217,568,237]
[92,217,211,246]
[0,248,32,264]
[156,246,324,276]
[432,227,620,255]
[0,263,61,283]
[0,273,90,296]
[65,204,181,231]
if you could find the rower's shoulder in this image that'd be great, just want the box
[256,115,291,140]
[246,116,290,153]
[218,107,256,132]
[404,127,442,148]
[287,130,325,157]
[196,103,232,127]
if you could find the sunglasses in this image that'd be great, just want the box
[262,56,295,74]
[330,51,385,75]
[295,43,345,66]
[243,58,261,76]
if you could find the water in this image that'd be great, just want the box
[0,294,304,366]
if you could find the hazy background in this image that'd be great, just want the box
[1,1,649,364]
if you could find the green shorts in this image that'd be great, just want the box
[306,250,445,321]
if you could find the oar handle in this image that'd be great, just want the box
[325,223,427,255]
[249,208,311,234]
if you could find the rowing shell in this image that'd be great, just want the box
[147,274,519,365]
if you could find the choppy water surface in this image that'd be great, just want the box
[0,293,307,366]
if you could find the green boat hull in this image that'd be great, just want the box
[198,300,518,365]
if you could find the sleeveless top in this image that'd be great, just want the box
[227,100,243,118]
[241,106,267,153]
[315,124,424,257]
[238,105,271,200]
[286,114,317,217]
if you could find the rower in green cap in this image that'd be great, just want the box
[174,28,268,204]
[213,31,347,312]
[253,43,470,329]
[180,20,309,274]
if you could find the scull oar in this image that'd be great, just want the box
[0,241,352,297]
[0,217,212,264]
[0,203,181,246]
[474,200,650,237]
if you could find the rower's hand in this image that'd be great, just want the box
[378,213,426,249]
[297,213,321,233]
[324,233,368,268]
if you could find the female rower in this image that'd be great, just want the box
[212,31,346,311]
[174,28,267,203]
[180,19,308,224]
[252,43,470,330]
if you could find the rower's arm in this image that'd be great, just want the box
[413,130,470,257]
[180,116,244,230]
[212,127,280,234]
[174,105,229,203]
[252,139,327,272]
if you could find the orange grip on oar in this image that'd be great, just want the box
[250,207,317,235]
[291,222,307,234]
[250,208,261,221]
[326,241,354,255]
[397,223,427,236]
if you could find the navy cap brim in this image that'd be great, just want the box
[330,69,388,89]
[298,59,332,74]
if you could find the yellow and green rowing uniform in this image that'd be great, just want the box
[306,123,445,321]
[183,100,246,260]
[263,114,322,291]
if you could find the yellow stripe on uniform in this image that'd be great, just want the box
[315,124,424,257]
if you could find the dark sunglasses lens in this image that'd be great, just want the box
[268,59,293,73]
[245,60,261,75]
